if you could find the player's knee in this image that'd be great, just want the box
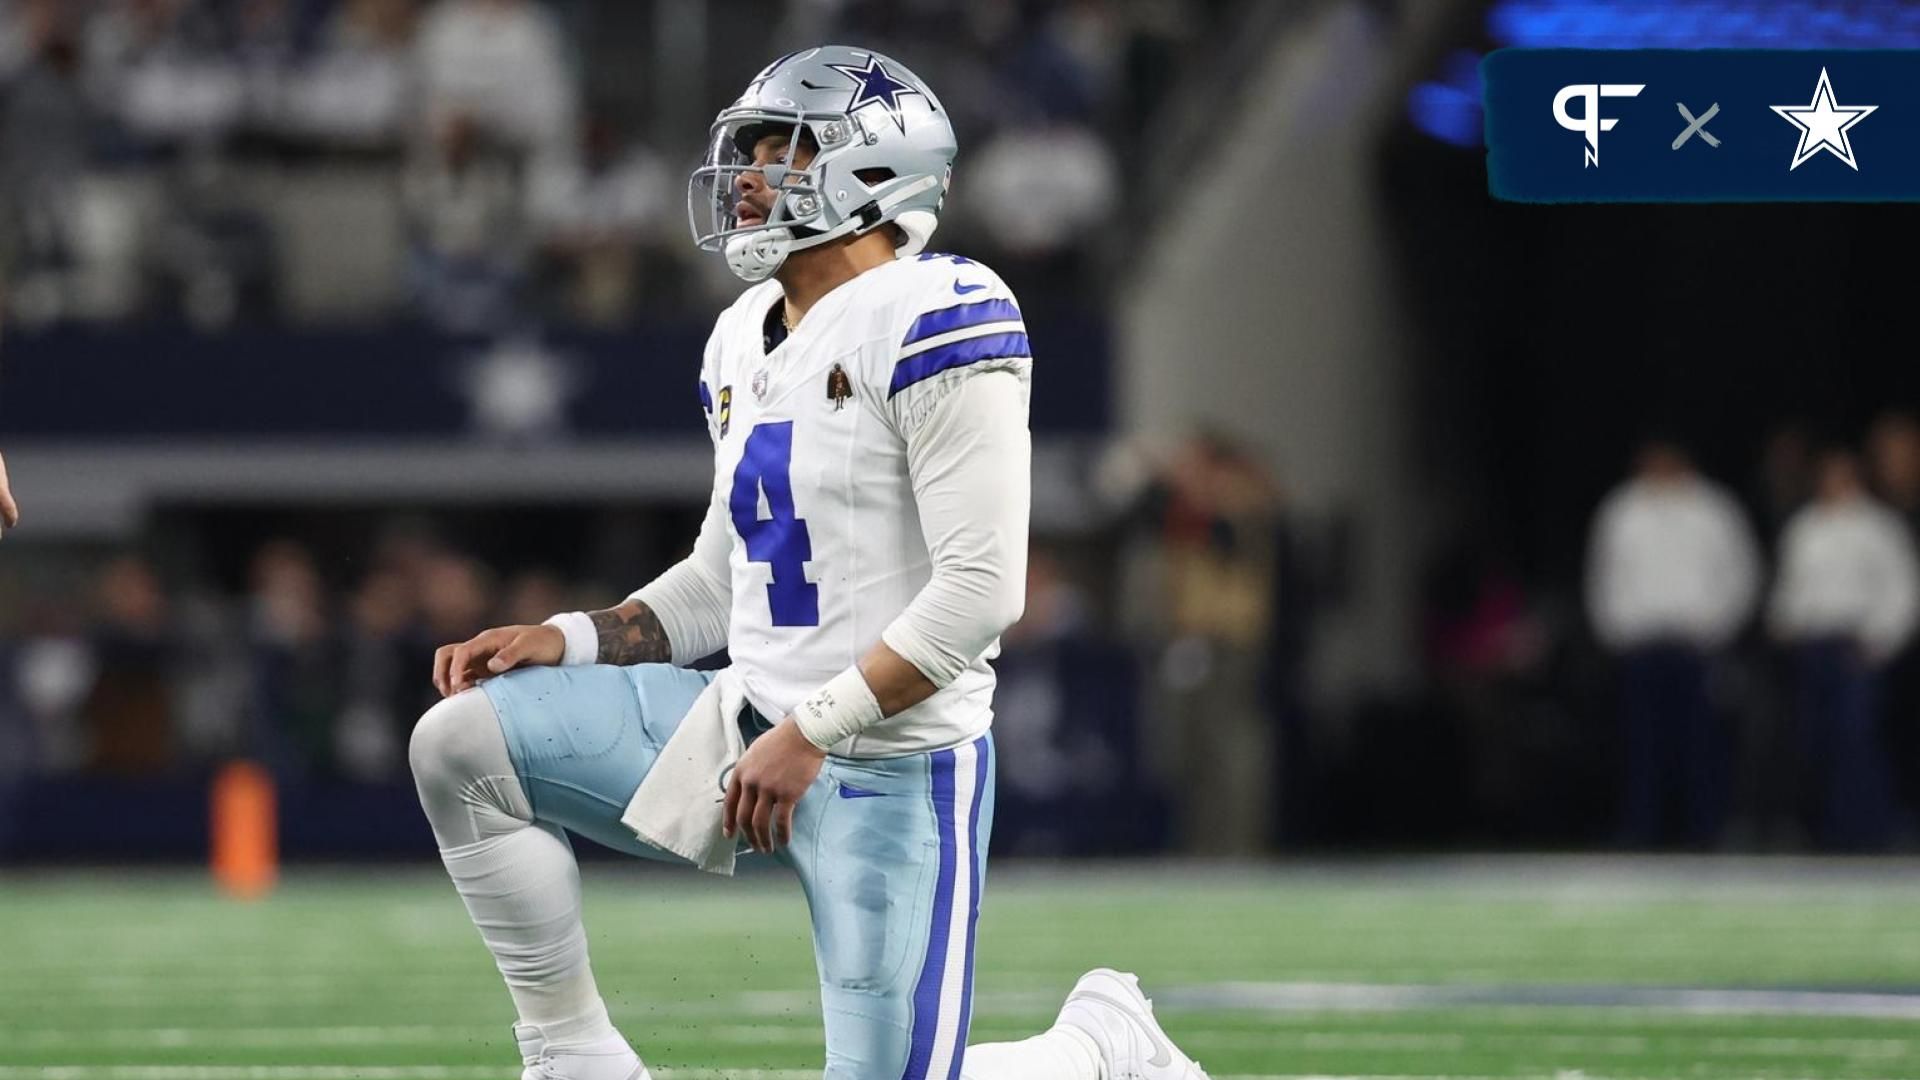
[408,690,498,795]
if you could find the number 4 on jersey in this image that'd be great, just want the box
[729,422,820,626]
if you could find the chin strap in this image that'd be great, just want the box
[722,175,942,282]
[724,227,794,283]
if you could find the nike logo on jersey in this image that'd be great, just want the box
[952,281,986,295]
[837,784,887,799]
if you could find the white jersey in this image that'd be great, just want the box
[1770,497,1920,661]
[1586,476,1761,651]
[681,252,1031,757]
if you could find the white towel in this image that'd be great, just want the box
[620,666,747,876]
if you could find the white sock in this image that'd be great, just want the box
[960,1026,1105,1080]
[411,691,620,1052]
[439,821,619,1049]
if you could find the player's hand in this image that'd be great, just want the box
[0,450,18,534]
[432,624,565,698]
[723,719,826,854]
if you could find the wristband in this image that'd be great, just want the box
[792,666,884,751]
[543,611,598,667]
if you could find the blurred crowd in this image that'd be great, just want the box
[0,528,585,784]
[1421,413,1920,853]
[1581,418,1920,852]
[0,430,1308,858]
[0,0,1214,331]
[19,416,1920,856]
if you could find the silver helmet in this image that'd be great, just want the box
[689,45,957,282]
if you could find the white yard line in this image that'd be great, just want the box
[5,1071,1915,1080]
[16,980,1920,1022]
[0,1071,1532,1080]
[0,1029,467,1050]
[5,1025,1912,1057]
[1156,982,1920,1019]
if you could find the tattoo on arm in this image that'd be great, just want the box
[590,601,673,665]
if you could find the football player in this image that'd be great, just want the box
[0,449,17,537]
[408,46,1209,1080]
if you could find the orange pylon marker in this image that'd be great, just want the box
[211,760,278,899]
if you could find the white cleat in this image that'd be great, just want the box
[1055,968,1210,1080]
[513,1022,651,1080]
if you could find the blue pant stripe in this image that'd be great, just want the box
[945,736,991,1080]
[901,748,958,1079]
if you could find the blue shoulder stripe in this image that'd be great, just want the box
[889,331,1030,398]
[698,381,713,413]
[902,298,1022,347]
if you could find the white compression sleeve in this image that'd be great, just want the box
[880,370,1032,689]
[408,692,618,1050]
[630,486,734,664]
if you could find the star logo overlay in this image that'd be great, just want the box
[827,55,923,132]
[1771,67,1877,171]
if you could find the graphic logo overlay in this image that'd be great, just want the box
[1486,50,1920,202]
[1771,67,1877,171]
[1673,102,1721,150]
[1553,83,1646,166]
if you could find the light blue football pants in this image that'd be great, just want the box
[480,663,996,1080]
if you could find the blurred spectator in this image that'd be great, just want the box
[1751,422,1814,546]
[415,0,577,162]
[991,547,1158,854]
[1127,432,1282,856]
[999,8,1104,126]
[500,567,570,627]
[1423,540,1553,834]
[87,0,246,149]
[278,0,417,148]
[1586,439,1760,848]
[0,447,17,532]
[417,548,494,643]
[1868,412,1920,532]
[245,539,338,773]
[336,567,415,780]
[526,113,672,325]
[960,112,1117,302]
[83,554,177,774]
[1866,410,1920,826]
[231,0,305,84]
[1769,450,1920,849]
[0,12,101,320]
[337,532,491,779]
[150,151,277,328]
[0,0,43,84]
[402,113,523,330]
[11,598,95,774]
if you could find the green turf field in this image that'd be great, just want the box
[5,859,1920,1079]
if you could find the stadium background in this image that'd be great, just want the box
[6,1,1920,1077]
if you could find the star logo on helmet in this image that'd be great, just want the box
[827,55,923,132]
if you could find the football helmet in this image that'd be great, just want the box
[688,46,956,282]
